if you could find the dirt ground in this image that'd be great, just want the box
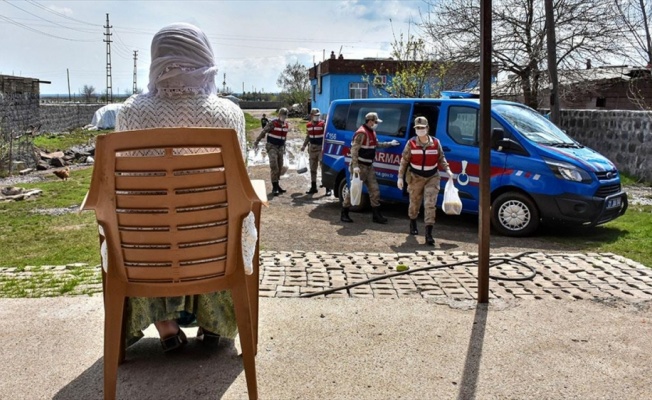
[246,109,583,254]
[1,110,647,255]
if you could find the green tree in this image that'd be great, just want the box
[81,85,96,103]
[276,61,310,108]
[364,32,437,98]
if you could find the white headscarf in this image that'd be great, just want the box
[147,23,218,96]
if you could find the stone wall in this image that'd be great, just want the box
[39,103,103,133]
[559,109,652,183]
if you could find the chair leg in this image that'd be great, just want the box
[104,290,126,400]
[232,284,258,400]
[118,298,127,365]
[246,257,260,354]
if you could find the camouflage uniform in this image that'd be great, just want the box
[254,117,288,192]
[342,126,393,208]
[398,136,450,225]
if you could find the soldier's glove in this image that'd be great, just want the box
[353,167,360,175]
[390,139,400,146]
[447,169,455,179]
[397,178,404,191]
[301,146,306,152]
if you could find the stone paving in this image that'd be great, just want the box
[3,251,651,302]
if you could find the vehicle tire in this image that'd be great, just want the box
[491,192,540,237]
[337,176,369,212]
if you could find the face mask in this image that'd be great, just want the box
[370,123,378,130]
[279,116,286,122]
[416,128,428,137]
[312,116,319,122]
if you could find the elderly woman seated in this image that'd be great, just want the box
[113,22,246,352]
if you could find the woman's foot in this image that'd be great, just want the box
[197,327,221,346]
[155,320,187,352]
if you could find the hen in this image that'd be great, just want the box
[53,167,70,181]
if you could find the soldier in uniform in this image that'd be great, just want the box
[254,107,289,196]
[301,108,331,195]
[397,116,454,245]
[260,113,269,128]
[341,112,400,224]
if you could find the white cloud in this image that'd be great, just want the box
[48,5,74,16]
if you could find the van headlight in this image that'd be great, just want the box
[544,159,592,183]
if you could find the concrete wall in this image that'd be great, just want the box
[239,101,283,110]
[39,103,103,133]
[559,109,652,183]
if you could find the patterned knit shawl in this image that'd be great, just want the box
[147,23,218,96]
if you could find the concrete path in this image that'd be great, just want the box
[0,296,651,399]
[1,251,651,399]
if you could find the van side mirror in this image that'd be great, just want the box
[491,128,505,150]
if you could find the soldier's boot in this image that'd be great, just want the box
[325,187,332,196]
[372,207,388,224]
[277,182,287,193]
[272,182,281,196]
[425,225,435,246]
[409,219,418,235]
[306,182,318,194]
[341,207,353,223]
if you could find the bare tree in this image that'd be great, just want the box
[421,0,626,108]
[276,61,310,108]
[615,0,652,65]
[81,84,96,103]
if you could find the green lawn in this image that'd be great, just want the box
[33,128,111,152]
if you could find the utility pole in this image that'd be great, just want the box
[103,13,113,103]
[66,68,71,101]
[222,73,226,94]
[545,0,560,124]
[133,50,138,94]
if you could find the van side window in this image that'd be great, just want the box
[448,106,478,145]
[331,104,349,130]
[346,103,411,138]
[447,106,504,146]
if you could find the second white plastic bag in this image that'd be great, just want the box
[296,154,308,174]
[442,178,463,215]
[350,170,363,206]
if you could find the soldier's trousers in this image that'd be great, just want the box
[266,143,284,182]
[308,143,322,183]
[407,172,441,225]
[343,164,381,208]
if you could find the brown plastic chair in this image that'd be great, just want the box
[82,127,262,400]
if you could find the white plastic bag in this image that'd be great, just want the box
[442,178,463,215]
[350,170,363,206]
[296,154,308,174]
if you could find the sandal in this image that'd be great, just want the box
[160,328,188,352]
[197,327,220,346]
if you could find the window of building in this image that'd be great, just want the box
[373,75,387,86]
[349,82,368,99]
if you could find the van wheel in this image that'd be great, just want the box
[337,177,369,212]
[491,192,540,237]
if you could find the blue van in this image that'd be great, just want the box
[321,98,628,236]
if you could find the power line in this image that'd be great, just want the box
[0,14,97,42]
[1,0,96,33]
[24,0,100,27]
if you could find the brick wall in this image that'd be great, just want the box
[559,109,652,183]
[39,103,103,133]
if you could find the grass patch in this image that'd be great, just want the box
[33,128,111,152]
[546,204,652,267]
[0,167,101,268]
[244,112,261,133]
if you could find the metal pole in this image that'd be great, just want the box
[545,0,560,124]
[478,0,492,303]
[66,68,71,101]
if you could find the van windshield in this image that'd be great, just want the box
[493,104,580,147]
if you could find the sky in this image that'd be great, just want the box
[0,0,426,96]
